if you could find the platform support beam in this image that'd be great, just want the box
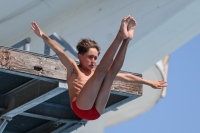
[1,80,67,118]
[0,119,8,133]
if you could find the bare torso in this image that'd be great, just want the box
[67,65,95,102]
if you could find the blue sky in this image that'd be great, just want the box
[105,34,200,133]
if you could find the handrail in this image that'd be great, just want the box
[11,37,31,51]
[44,33,78,59]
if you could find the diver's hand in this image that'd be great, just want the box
[31,22,44,37]
[150,80,168,89]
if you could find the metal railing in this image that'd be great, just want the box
[44,33,78,59]
[10,33,78,59]
[11,37,31,51]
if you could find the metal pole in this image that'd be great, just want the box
[50,33,78,58]
[12,37,31,50]
[23,37,31,51]
[44,43,50,55]
[0,119,8,133]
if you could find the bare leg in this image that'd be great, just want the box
[95,18,137,114]
[95,39,129,114]
[76,15,132,110]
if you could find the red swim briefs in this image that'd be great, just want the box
[71,98,100,120]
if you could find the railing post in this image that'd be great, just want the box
[11,37,31,51]
[50,33,78,58]
[44,43,50,55]
[23,37,31,51]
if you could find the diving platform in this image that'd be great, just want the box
[0,46,142,133]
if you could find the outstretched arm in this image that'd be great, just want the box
[31,22,77,73]
[115,73,168,89]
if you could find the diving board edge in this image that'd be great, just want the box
[0,46,142,96]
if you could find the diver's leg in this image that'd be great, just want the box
[94,39,129,114]
[94,17,137,114]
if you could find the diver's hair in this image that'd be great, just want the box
[76,38,100,55]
